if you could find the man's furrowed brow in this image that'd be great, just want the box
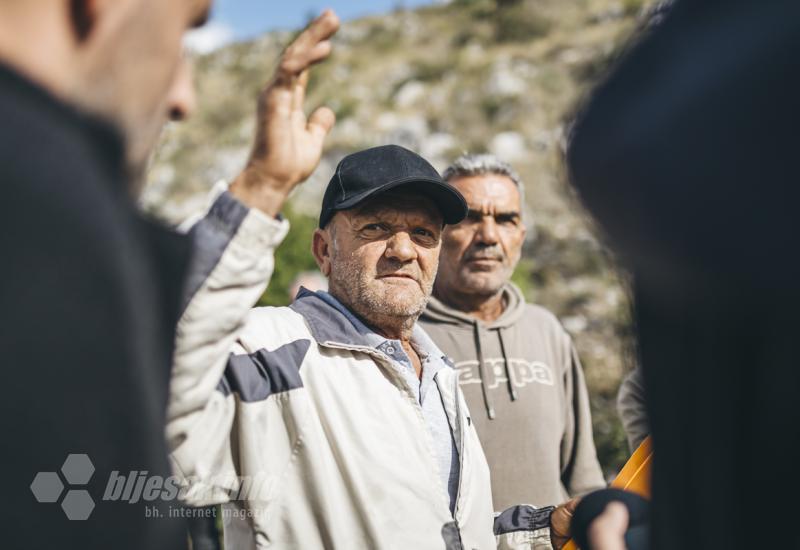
[353,203,437,220]
[467,208,520,218]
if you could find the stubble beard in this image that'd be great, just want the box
[453,263,512,297]
[328,252,435,335]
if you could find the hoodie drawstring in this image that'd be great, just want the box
[472,321,496,420]
[496,328,517,401]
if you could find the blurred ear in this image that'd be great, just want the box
[312,228,333,277]
[69,0,123,43]
[68,0,95,41]
[167,58,197,122]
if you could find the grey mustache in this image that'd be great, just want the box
[465,250,504,261]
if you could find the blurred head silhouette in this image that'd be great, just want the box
[0,0,208,182]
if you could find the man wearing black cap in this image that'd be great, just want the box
[167,144,574,549]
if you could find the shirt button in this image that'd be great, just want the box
[385,346,395,355]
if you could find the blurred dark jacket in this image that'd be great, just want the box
[568,0,800,548]
[0,62,187,548]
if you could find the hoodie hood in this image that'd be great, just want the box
[422,282,527,330]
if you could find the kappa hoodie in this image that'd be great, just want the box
[419,283,605,509]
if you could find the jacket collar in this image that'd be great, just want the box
[290,288,372,349]
[290,287,450,365]
[422,282,526,329]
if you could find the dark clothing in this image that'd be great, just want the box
[0,62,187,548]
[568,1,800,549]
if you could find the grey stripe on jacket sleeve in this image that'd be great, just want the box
[180,191,249,314]
[494,505,554,535]
[218,339,310,402]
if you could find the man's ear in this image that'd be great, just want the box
[69,0,120,43]
[312,228,333,277]
[69,0,96,42]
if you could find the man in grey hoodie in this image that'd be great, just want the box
[419,154,605,511]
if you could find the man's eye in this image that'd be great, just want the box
[361,223,388,233]
[497,215,519,226]
[413,228,438,244]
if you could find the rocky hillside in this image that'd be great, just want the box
[144,0,654,472]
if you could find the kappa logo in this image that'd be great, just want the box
[455,358,555,389]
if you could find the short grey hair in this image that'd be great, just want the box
[441,153,525,206]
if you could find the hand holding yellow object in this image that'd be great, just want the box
[561,436,652,550]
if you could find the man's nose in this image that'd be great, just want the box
[167,59,197,122]
[385,232,417,262]
[475,217,500,245]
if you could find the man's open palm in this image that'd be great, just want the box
[232,10,339,216]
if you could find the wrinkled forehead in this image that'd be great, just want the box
[347,190,444,225]
[451,174,521,210]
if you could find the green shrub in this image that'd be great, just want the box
[494,2,553,43]
[622,0,646,15]
[480,96,503,122]
[411,58,453,82]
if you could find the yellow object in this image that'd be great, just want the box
[561,436,652,550]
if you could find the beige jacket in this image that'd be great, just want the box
[167,188,554,549]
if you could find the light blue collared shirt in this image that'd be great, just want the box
[317,291,460,514]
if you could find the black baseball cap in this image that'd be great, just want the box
[318,145,468,228]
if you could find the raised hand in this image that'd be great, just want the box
[231,10,340,216]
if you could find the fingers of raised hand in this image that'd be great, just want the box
[306,106,336,145]
[278,10,339,79]
[299,10,340,49]
[291,71,309,113]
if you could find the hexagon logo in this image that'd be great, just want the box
[61,490,95,521]
[31,453,96,520]
[61,454,95,485]
[30,472,64,503]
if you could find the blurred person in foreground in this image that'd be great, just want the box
[0,1,339,547]
[567,0,800,548]
[168,143,577,549]
[419,154,605,510]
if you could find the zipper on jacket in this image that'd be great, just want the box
[321,341,454,515]
[452,371,467,522]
